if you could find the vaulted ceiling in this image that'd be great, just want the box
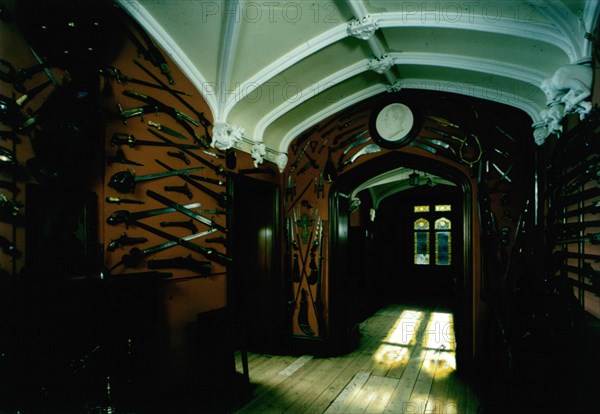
[121,0,598,168]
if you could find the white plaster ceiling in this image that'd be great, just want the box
[120,0,599,165]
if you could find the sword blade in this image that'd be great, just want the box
[135,166,204,182]
[146,189,227,233]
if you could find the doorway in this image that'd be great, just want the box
[229,174,283,352]
[328,152,473,370]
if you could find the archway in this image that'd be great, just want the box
[328,151,474,370]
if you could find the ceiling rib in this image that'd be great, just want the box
[278,84,386,153]
[221,25,348,118]
[345,0,398,86]
[216,0,242,121]
[376,12,579,62]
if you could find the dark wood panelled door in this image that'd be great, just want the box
[229,174,282,352]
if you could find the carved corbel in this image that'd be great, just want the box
[211,122,244,151]
[368,54,395,74]
[534,101,566,145]
[532,121,550,146]
[347,15,379,40]
[264,152,288,172]
[250,142,267,167]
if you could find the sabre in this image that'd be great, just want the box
[108,165,204,194]
[338,143,381,172]
[146,189,228,234]
[132,219,232,266]
[111,227,217,270]
[111,133,199,149]
[106,202,202,226]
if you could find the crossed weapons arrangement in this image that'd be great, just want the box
[104,66,235,277]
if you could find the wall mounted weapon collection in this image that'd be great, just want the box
[547,108,600,303]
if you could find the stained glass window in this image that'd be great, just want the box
[413,208,452,266]
[414,218,430,265]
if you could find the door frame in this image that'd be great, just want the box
[328,151,474,369]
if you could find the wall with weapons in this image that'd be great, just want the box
[283,90,535,352]
[546,108,600,318]
[0,0,280,397]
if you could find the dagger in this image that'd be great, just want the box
[105,196,145,205]
[108,166,204,194]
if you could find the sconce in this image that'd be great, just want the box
[409,171,420,186]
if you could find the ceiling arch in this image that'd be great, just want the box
[120,0,599,168]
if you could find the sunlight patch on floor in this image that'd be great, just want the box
[373,309,457,379]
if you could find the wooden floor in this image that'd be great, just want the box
[230,303,480,414]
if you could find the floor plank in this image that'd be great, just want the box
[232,303,480,414]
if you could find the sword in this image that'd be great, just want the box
[160,219,198,234]
[155,159,228,206]
[111,227,217,270]
[148,120,189,141]
[111,133,199,149]
[330,129,369,152]
[101,67,190,95]
[146,189,227,233]
[151,133,226,176]
[338,143,381,172]
[108,166,204,194]
[106,202,202,226]
[336,136,371,169]
[132,220,232,266]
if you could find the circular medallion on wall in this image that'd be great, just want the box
[370,101,420,149]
